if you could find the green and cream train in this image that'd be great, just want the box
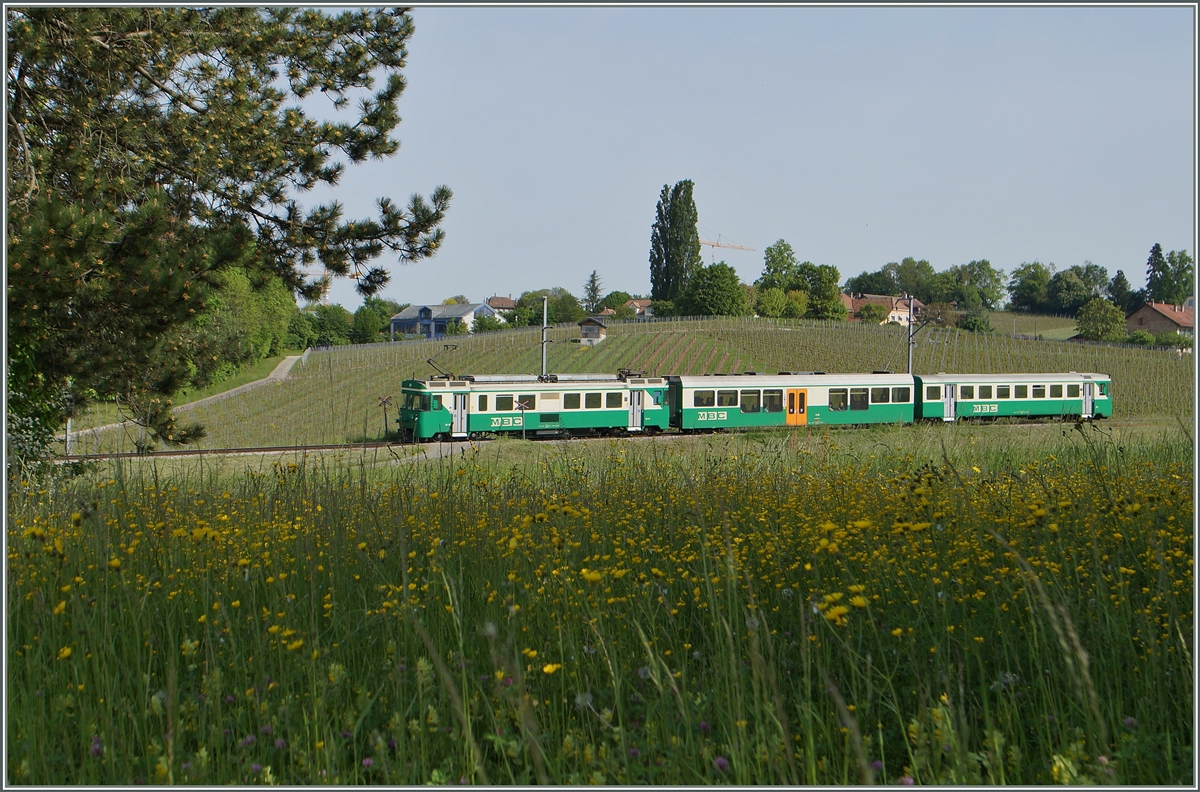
[397,370,1111,441]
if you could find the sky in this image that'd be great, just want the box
[307,5,1196,312]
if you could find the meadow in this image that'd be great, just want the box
[10,421,1193,784]
[64,316,1193,454]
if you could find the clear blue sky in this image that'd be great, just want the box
[310,5,1195,311]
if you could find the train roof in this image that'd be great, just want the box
[671,373,915,388]
[402,374,663,390]
[915,372,1110,383]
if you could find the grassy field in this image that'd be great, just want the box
[63,316,1193,454]
[9,420,1192,784]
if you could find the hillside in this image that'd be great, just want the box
[67,317,1193,453]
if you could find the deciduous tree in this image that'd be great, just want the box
[1075,298,1125,341]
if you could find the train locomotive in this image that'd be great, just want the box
[397,369,1111,442]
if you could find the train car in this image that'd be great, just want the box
[398,373,670,441]
[913,372,1112,422]
[666,372,917,431]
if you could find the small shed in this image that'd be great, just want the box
[578,316,608,346]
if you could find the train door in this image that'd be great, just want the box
[628,390,644,431]
[1081,382,1094,418]
[942,383,957,422]
[451,392,469,436]
[786,389,807,426]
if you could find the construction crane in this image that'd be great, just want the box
[699,236,755,262]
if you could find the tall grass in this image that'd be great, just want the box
[10,424,1192,784]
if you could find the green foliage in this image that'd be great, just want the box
[471,314,504,334]
[795,263,846,320]
[845,270,899,297]
[1148,249,1194,307]
[649,299,676,317]
[678,262,750,316]
[1153,332,1191,349]
[598,291,634,312]
[286,308,317,350]
[782,290,809,319]
[1126,330,1155,346]
[6,7,451,467]
[649,180,702,301]
[442,295,469,306]
[582,271,603,313]
[856,302,889,324]
[611,304,637,321]
[313,304,353,346]
[1106,271,1140,316]
[754,287,789,318]
[515,288,586,325]
[350,305,384,344]
[1007,262,1053,313]
[1075,298,1126,342]
[1045,263,1108,315]
[754,240,800,293]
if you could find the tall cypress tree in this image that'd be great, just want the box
[1144,243,1169,303]
[648,180,702,301]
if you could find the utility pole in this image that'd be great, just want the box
[541,296,549,378]
[908,295,914,375]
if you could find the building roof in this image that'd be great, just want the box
[626,299,653,309]
[596,307,616,316]
[843,293,924,319]
[391,303,487,321]
[1133,302,1194,329]
[487,295,517,310]
[579,316,608,328]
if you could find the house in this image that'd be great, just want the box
[578,316,608,347]
[625,299,653,317]
[486,294,517,311]
[390,303,497,339]
[1126,302,1194,336]
[596,307,616,317]
[844,293,926,325]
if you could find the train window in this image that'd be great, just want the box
[1050,384,1063,398]
[870,387,890,403]
[650,390,663,406]
[829,388,848,411]
[606,392,623,408]
[763,389,783,412]
[978,385,992,399]
[496,395,514,411]
[892,387,911,403]
[517,394,536,410]
[585,392,602,409]
[740,390,761,413]
[478,395,488,412]
[925,385,941,401]
[1014,385,1028,398]
[850,388,869,410]
[996,385,1010,399]
[717,390,739,407]
[694,390,715,407]
[1067,384,1080,398]
[1032,385,1046,399]
[1099,383,1108,396]
[564,393,581,409]
[960,385,974,399]
[431,395,443,410]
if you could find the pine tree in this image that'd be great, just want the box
[6,8,451,465]
[648,180,702,301]
[1145,243,1169,303]
[582,270,603,313]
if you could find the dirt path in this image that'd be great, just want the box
[67,355,302,441]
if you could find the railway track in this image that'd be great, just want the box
[56,419,1094,463]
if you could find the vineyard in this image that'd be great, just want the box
[65,317,1193,453]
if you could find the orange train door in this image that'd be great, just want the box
[786,389,807,426]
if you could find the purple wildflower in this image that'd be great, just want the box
[362,757,374,768]
[90,736,103,757]
[225,694,235,704]
[699,720,710,733]
[239,735,257,748]
[871,760,884,772]
[714,756,729,772]
[1124,716,1138,730]
[260,724,273,735]
[251,763,262,773]
[900,775,914,785]
[274,738,286,750]
[629,747,639,758]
